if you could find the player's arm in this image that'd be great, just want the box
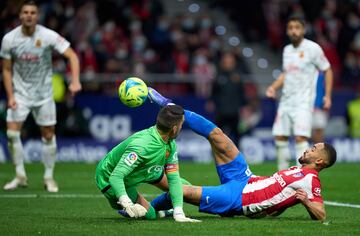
[2,58,17,109]
[295,189,326,220]
[165,164,200,222]
[109,153,147,218]
[313,43,332,111]
[62,47,81,96]
[323,67,333,111]
[266,72,285,98]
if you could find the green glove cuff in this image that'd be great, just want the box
[145,205,157,220]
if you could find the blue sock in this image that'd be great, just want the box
[184,110,217,138]
[150,192,173,211]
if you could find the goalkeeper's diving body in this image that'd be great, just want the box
[95,105,199,222]
[148,88,337,221]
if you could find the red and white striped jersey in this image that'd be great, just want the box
[242,166,323,217]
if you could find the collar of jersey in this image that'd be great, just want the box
[150,125,167,145]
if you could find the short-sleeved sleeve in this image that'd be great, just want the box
[0,35,12,59]
[309,176,323,203]
[312,44,330,71]
[46,29,70,54]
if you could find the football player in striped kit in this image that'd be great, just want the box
[0,0,81,192]
[149,88,336,221]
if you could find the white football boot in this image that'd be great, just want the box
[44,178,59,193]
[3,176,28,190]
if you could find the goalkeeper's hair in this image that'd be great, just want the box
[156,105,184,133]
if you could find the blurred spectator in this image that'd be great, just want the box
[342,51,360,89]
[191,48,216,98]
[347,92,360,138]
[207,52,248,145]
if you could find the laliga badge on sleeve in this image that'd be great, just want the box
[124,152,138,166]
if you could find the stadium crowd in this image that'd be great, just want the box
[1,0,359,89]
[213,0,360,89]
[0,0,359,138]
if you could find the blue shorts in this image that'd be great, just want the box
[199,152,252,215]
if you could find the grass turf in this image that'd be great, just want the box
[0,162,359,236]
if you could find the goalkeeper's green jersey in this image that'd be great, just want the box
[95,126,181,204]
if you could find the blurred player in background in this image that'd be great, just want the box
[148,88,336,221]
[0,0,81,192]
[95,105,199,222]
[266,16,333,170]
[312,72,328,143]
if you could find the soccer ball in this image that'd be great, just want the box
[118,77,148,107]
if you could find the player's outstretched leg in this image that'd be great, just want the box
[148,88,239,164]
[148,87,173,107]
[148,87,217,138]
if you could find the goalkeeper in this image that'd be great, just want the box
[95,105,199,222]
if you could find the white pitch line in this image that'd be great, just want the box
[1,194,359,209]
[324,201,360,209]
[0,193,157,198]
[0,194,38,198]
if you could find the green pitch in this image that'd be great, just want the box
[0,162,359,236]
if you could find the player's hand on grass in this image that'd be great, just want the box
[118,195,147,218]
[173,207,201,223]
[265,86,276,99]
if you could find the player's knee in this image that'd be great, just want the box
[42,135,56,145]
[41,130,55,142]
[209,127,224,142]
[275,136,288,141]
[7,130,21,142]
[295,136,308,143]
[209,128,236,154]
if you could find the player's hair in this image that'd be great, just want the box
[323,143,337,168]
[287,15,306,27]
[21,0,39,9]
[156,105,184,133]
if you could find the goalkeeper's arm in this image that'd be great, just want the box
[166,164,201,222]
[109,159,147,218]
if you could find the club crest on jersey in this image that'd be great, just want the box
[124,152,138,166]
[314,187,321,196]
[299,51,304,58]
[35,39,42,48]
[292,172,304,178]
[165,150,170,159]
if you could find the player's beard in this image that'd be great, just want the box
[289,35,303,46]
[298,152,309,165]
